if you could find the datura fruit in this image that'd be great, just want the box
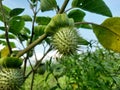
[52,27,80,55]
[0,68,24,90]
[0,57,23,68]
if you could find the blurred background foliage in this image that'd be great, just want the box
[21,44,120,90]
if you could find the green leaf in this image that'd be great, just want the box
[9,8,24,17]
[68,9,86,28]
[68,9,85,22]
[0,27,5,31]
[0,33,16,39]
[17,27,30,41]
[92,17,120,52]
[36,16,51,25]
[1,46,10,57]
[72,0,112,17]
[9,16,25,35]
[21,15,32,21]
[40,0,57,12]
[78,37,90,45]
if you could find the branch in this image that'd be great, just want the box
[16,33,48,58]
[0,1,12,54]
[58,0,69,14]
[75,21,109,29]
[25,46,52,79]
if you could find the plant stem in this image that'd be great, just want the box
[16,33,48,58]
[75,21,110,30]
[30,72,35,90]
[25,46,52,79]
[58,0,69,14]
[23,0,38,76]
[0,1,12,54]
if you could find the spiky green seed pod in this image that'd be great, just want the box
[52,27,80,55]
[0,68,24,90]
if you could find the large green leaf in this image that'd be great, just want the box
[9,8,24,17]
[40,0,57,12]
[92,17,120,52]
[72,0,112,17]
[9,16,25,35]
[36,16,51,25]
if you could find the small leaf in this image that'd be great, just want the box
[1,46,10,57]
[36,16,51,25]
[78,37,90,45]
[0,33,16,39]
[68,9,86,28]
[68,9,85,22]
[9,16,25,35]
[34,25,46,36]
[0,27,5,31]
[21,15,32,21]
[17,27,30,41]
[9,8,24,17]
[0,40,15,48]
[92,17,120,52]
[72,0,112,17]
[40,0,57,12]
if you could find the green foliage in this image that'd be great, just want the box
[22,48,120,90]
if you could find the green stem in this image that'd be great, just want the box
[16,33,48,58]
[0,1,12,54]
[58,0,69,14]
[24,46,52,79]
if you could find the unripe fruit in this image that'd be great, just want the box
[0,57,23,68]
[0,68,24,90]
[52,27,79,55]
